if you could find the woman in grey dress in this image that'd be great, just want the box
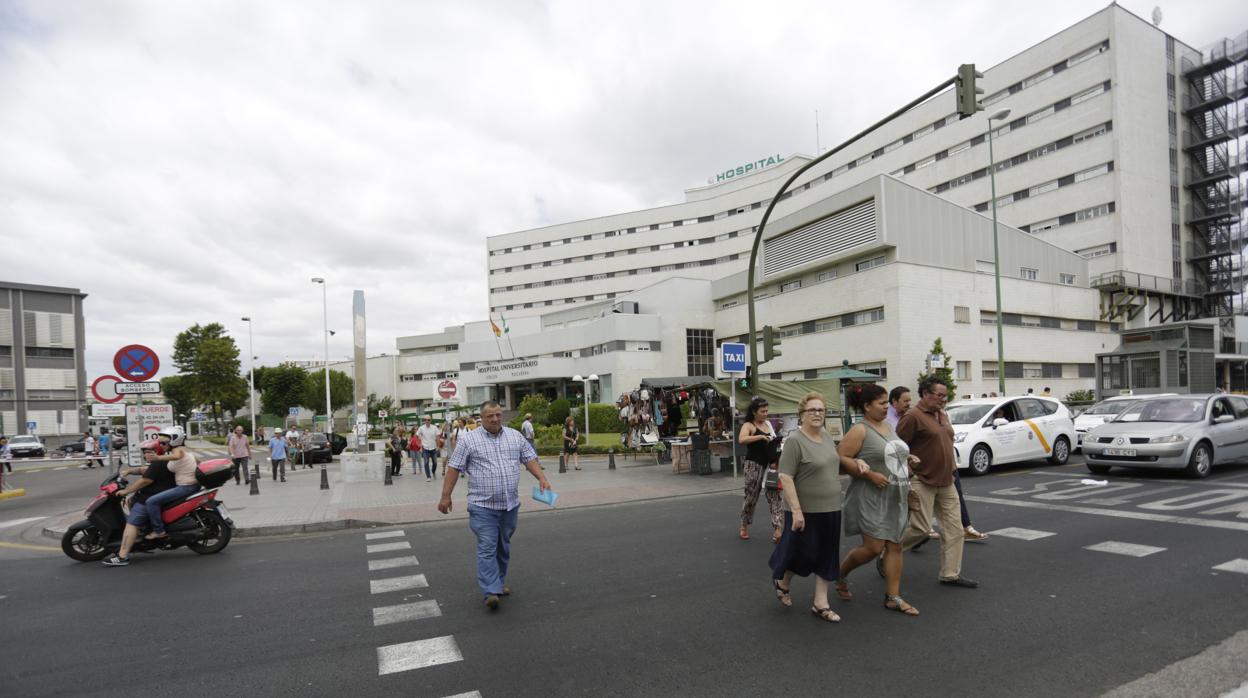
[836,383,921,616]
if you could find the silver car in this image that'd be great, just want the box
[1081,394,1248,478]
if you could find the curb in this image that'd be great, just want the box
[0,489,27,500]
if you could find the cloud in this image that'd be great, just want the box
[0,0,1242,380]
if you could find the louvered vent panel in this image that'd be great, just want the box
[762,199,876,277]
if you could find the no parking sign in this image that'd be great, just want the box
[114,345,160,381]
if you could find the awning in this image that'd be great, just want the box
[641,376,713,388]
[1103,338,1187,355]
[704,379,845,415]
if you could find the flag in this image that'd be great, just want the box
[490,318,503,337]
[499,312,510,334]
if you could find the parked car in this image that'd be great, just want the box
[1082,394,1247,478]
[299,433,334,464]
[947,396,1075,476]
[1073,394,1176,449]
[62,440,90,454]
[7,434,46,458]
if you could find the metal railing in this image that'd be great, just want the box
[1090,270,1206,297]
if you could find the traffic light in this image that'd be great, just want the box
[956,63,984,118]
[739,365,753,391]
[762,325,782,363]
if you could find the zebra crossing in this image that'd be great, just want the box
[985,526,1248,571]
[363,528,478,696]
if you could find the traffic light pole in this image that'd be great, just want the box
[747,73,960,389]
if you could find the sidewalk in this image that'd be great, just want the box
[42,452,743,539]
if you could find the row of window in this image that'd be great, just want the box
[492,237,748,288]
[0,345,75,359]
[399,371,459,382]
[932,122,1112,195]
[980,362,1096,380]
[974,310,1120,333]
[973,162,1114,212]
[398,344,459,356]
[1019,201,1116,235]
[721,308,886,345]
[486,42,1114,264]
[718,256,887,309]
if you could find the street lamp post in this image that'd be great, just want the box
[571,374,598,443]
[987,107,1012,396]
[241,317,256,443]
[312,278,331,491]
[311,278,332,434]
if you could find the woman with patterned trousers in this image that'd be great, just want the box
[738,397,782,543]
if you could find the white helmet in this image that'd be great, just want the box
[157,425,186,448]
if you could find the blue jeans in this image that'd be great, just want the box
[422,449,438,478]
[467,504,519,597]
[144,485,200,534]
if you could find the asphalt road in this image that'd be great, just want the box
[2,458,1247,697]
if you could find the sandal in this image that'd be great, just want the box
[739,525,750,540]
[884,594,919,616]
[772,580,792,607]
[144,532,168,541]
[810,605,841,623]
[834,580,853,601]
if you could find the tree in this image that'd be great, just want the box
[195,336,244,429]
[916,337,958,400]
[172,323,228,375]
[546,398,571,427]
[302,369,354,419]
[161,374,198,427]
[509,394,549,430]
[366,393,396,426]
[260,364,309,418]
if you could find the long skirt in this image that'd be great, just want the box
[768,510,842,582]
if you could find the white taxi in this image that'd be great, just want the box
[946,396,1075,475]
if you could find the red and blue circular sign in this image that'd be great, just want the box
[113,344,160,381]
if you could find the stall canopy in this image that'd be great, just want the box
[705,379,844,415]
[641,376,713,389]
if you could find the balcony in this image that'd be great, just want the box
[1090,270,1205,298]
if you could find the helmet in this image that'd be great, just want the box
[157,425,186,448]
[141,438,166,455]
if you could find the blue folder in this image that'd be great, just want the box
[532,486,558,506]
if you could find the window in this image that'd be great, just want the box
[817,270,838,282]
[956,361,971,380]
[1072,124,1107,143]
[1075,203,1112,222]
[855,255,885,272]
[1030,180,1059,197]
[1071,84,1105,105]
[1078,242,1116,258]
[685,329,715,378]
[1060,273,1076,285]
[1031,218,1059,233]
[954,306,970,324]
[1020,268,1038,280]
[1074,163,1110,182]
[779,280,802,293]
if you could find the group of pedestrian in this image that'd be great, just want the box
[764,377,983,624]
[77,430,110,469]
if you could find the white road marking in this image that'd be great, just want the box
[54,466,69,471]
[0,516,47,530]
[367,541,411,554]
[370,574,428,595]
[964,495,1248,532]
[986,527,1056,541]
[377,635,462,675]
[372,599,441,626]
[1212,558,1248,574]
[368,556,419,571]
[1084,541,1167,557]
[365,530,406,541]
[443,692,483,698]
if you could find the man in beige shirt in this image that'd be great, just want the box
[896,376,978,589]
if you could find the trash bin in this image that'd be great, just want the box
[690,450,713,475]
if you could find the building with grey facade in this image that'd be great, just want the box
[0,281,89,438]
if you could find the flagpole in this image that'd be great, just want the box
[500,313,517,359]
[490,317,505,360]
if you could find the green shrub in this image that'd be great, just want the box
[204,436,228,446]
[573,403,624,433]
[508,395,550,430]
[546,398,572,427]
[1064,389,1095,403]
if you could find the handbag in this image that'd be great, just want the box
[762,466,782,491]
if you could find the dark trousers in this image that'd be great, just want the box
[954,470,972,527]
[231,457,250,484]
[390,452,402,475]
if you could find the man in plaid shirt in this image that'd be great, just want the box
[440,401,551,609]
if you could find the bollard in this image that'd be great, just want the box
[384,466,393,486]
[320,464,330,490]
[249,472,260,496]
[559,453,567,474]
[608,449,616,470]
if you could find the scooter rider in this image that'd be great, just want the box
[102,439,178,567]
[138,426,199,542]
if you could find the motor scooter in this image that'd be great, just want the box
[61,452,235,562]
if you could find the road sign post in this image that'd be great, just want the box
[719,342,747,479]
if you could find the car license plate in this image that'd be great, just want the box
[216,504,233,523]
[1103,448,1136,457]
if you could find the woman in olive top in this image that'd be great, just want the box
[738,397,782,543]
[769,392,868,623]
[837,384,921,616]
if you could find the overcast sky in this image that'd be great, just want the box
[1,0,1242,382]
